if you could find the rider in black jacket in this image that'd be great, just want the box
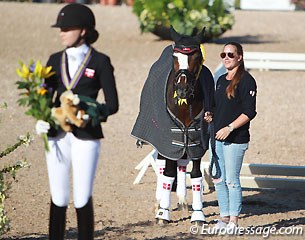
[35,4,118,239]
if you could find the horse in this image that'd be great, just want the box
[131,26,214,225]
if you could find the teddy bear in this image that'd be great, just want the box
[51,90,109,132]
[51,90,87,132]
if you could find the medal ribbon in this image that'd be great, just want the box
[61,47,92,90]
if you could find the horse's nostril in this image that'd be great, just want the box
[181,75,187,83]
[177,88,187,98]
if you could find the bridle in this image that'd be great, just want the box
[172,45,202,106]
[173,69,197,105]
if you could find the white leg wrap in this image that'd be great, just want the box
[155,208,170,221]
[176,159,189,200]
[155,159,166,202]
[191,210,205,222]
[191,177,203,211]
[159,175,175,210]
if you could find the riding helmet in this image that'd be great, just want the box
[52,3,96,30]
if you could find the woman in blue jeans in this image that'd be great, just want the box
[211,42,257,230]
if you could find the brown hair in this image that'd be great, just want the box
[84,29,99,45]
[225,42,245,99]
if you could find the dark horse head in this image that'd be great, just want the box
[167,26,206,127]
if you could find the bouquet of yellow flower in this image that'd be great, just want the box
[16,60,56,151]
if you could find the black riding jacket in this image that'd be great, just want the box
[45,47,119,139]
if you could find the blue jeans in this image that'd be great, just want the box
[210,140,248,217]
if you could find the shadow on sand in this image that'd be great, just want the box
[3,189,304,239]
[210,34,279,45]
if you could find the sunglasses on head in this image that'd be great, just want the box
[220,52,235,59]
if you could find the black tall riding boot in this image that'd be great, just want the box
[49,201,67,240]
[76,197,94,240]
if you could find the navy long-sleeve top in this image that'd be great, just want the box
[214,71,257,143]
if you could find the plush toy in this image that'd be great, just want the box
[51,90,86,132]
[77,95,109,126]
[52,90,109,132]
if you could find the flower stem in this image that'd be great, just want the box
[42,133,50,152]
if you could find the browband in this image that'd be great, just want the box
[173,45,200,54]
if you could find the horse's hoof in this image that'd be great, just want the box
[177,202,189,212]
[155,218,169,226]
[190,210,205,224]
[154,203,160,214]
[192,220,204,226]
[155,208,170,226]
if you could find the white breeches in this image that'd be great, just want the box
[45,132,101,208]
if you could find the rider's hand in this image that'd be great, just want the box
[76,111,90,128]
[35,120,50,135]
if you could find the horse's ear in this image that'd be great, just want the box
[170,25,182,43]
[194,27,206,44]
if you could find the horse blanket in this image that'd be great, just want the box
[131,45,214,160]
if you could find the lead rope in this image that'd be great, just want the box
[208,121,220,179]
[199,75,220,179]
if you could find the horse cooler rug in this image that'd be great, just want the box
[131,45,209,160]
